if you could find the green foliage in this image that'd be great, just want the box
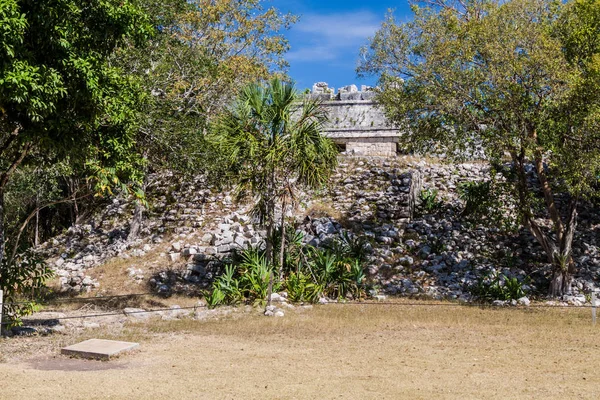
[237,248,281,306]
[458,181,492,217]
[458,180,518,231]
[205,248,280,308]
[205,264,243,308]
[0,250,54,327]
[284,271,322,303]
[302,238,368,301]
[0,0,152,175]
[205,232,370,307]
[115,0,297,178]
[0,0,153,305]
[272,226,306,273]
[418,189,442,213]
[3,163,75,251]
[324,231,371,264]
[212,78,338,261]
[469,272,527,302]
[358,0,600,295]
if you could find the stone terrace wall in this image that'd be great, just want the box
[39,155,599,302]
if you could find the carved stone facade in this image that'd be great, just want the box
[309,82,398,156]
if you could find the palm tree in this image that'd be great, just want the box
[213,78,337,277]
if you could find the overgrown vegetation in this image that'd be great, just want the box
[418,188,443,213]
[469,272,528,302]
[359,0,600,296]
[205,230,371,308]
[0,251,54,327]
[0,0,152,327]
[458,179,518,232]
[0,0,298,325]
[211,78,338,275]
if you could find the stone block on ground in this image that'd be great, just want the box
[61,339,139,360]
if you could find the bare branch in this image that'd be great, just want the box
[8,192,92,265]
[0,125,21,158]
[0,141,31,190]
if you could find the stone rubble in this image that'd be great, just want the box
[36,156,599,306]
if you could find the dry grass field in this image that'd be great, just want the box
[1,301,599,399]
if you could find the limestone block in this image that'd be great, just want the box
[201,233,214,244]
[219,235,234,245]
[218,223,231,232]
[234,235,246,248]
[312,82,330,93]
[171,242,182,252]
[182,247,197,256]
[361,91,376,100]
[61,339,139,361]
[217,244,230,253]
[187,263,206,275]
[339,92,362,101]
[338,84,358,93]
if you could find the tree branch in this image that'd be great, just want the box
[531,128,564,241]
[0,125,21,159]
[8,192,92,265]
[0,141,31,190]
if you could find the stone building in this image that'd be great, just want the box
[309,82,399,156]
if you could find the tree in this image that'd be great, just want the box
[115,0,296,239]
[213,79,338,277]
[0,0,151,314]
[358,0,600,296]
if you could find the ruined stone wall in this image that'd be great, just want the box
[39,155,599,304]
[308,82,399,156]
[320,100,387,130]
[344,139,397,157]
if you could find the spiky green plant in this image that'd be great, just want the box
[212,79,338,267]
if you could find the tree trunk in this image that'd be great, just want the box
[72,189,79,225]
[34,192,39,247]
[128,170,149,241]
[512,149,580,298]
[265,217,274,265]
[265,168,276,265]
[128,201,144,240]
[0,188,5,286]
[278,199,286,281]
[548,198,578,297]
[549,265,573,298]
[66,177,79,225]
[0,189,4,335]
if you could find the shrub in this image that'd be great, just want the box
[418,188,442,213]
[285,271,322,303]
[205,231,370,307]
[325,231,371,263]
[469,272,527,302]
[1,251,54,328]
[206,247,281,308]
[306,247,367,300]
[458,181,492,216]
[458,180,518,232]
[205,264,243,308]
[238,248,280,306]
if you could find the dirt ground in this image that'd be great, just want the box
[1,302,599,399]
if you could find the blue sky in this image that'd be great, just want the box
[271,0,414,91]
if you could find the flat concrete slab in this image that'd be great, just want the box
[61,339,139,361]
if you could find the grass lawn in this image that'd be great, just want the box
[1,301,599,399]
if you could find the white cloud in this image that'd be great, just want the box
[286,46,339,62]
[286,11,381,62]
